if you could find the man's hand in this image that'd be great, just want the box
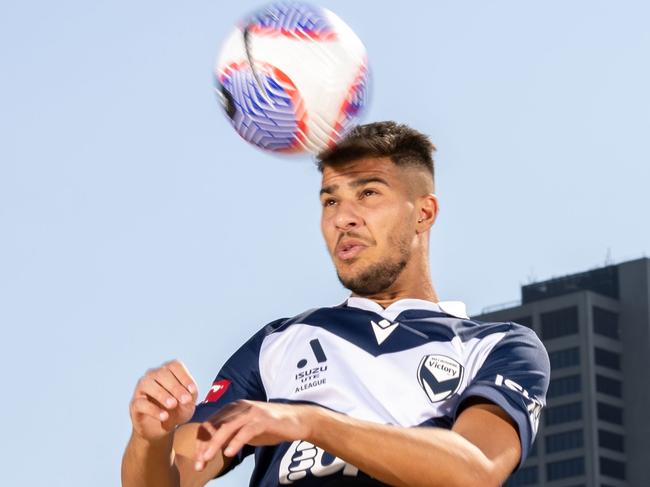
[193,400,316,471]
[129,359,199,441]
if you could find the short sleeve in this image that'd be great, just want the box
[454,324,550,468]
[187,320,283,476]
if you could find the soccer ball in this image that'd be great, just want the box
[215,1,370,154]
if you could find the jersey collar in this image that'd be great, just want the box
[345,296,469,321]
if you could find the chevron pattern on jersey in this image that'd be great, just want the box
[219,62,307,152]
[246,2,337,41]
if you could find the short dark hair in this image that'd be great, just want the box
[316,121,436,179]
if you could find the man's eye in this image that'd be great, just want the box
[323,198,337,207]
[361,189,377,198]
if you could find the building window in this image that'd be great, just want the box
[596,375,622,398]
[594,347,621,370]
[546,457,585,481]
[541,307,579,340]
[598,429,625,452]
[597,402,623,425]
[512,316,533,329]
[600,457,626,480]
[548,375,581,398]
[545,429,583,453]
[545,402,582,426]
[504,466,538,486]
[593,307,619,339]
[549,347,580,369]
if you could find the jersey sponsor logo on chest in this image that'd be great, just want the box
[279,440,359,484]
[294,338,329,394]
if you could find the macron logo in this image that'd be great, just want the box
[371,319,399,345]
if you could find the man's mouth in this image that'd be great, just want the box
[336,240,368,261]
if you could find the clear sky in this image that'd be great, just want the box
[1,1,649,485]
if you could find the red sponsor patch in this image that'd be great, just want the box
[202,379,231,404]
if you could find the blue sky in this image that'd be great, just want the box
[1,1,648,485]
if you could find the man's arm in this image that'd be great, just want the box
[306,402,519,487]
[121,360,228,487]
[193,399,521,487]
[122,431,179,487]
[121,415,231,487]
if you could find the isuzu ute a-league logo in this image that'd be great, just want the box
[294,338,328,394]
[417,354,464,403]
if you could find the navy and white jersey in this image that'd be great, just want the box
[190,297,550,486]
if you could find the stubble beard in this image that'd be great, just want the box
[336,233,411,296]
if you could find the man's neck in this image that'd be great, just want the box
[351,282,438,309]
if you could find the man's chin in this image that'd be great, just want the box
[335,256,408,296]
[334,260,366,278]
[333,252,369,274]
[336,270,386,296]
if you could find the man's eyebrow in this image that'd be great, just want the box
[350,176,390,188]
[320,184,338,196]
[319,177,390,196]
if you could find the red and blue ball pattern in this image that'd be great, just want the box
[331,63,370,142]
[245,1,337,41]
[218,62,307,153]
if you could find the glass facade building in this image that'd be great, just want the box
[475,258,650,487]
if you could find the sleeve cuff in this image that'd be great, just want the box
[454,384,532,469]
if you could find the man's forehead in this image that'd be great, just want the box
[320,156,434,196]
[320,157,396,186]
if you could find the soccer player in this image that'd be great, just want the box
[122,121,550,487]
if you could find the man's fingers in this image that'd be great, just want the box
[131,397,169,422]
[194,422,220,471]
[196,416,246,465]
[199,422,234,463]
[165,360,199,401]
[138,377,179,410]
[198,401,257,462]
[154,367,193,406]
[224,423,260,457]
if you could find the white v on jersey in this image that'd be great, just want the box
[190,298,550,486]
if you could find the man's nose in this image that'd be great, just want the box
[334,201,363,232]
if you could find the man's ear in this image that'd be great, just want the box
[416,194,438,232]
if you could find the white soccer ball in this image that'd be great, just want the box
[215,1,370,154]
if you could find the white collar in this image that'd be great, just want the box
[345,296,469,321]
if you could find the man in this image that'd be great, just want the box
[122,121,550,487]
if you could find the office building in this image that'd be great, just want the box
[475,258,650,487]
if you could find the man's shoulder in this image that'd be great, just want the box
[219,308,336,371]
[256,304,343,337]
[455,316,541,343]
